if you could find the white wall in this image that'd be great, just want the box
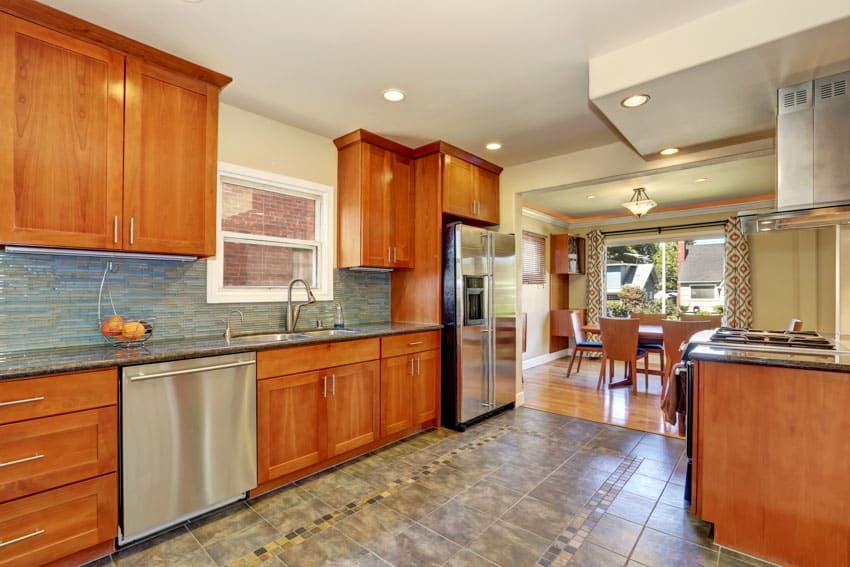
[520,215,568,361]
[218,104,337,187]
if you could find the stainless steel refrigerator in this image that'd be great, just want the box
[442,223,516,431]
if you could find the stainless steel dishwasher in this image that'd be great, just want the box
[120,352,257,545]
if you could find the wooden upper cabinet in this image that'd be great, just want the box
[551,234,586,275]
[335,131,413,269]
[441,153,500,225]
[475,167,500,225]
[124,60,218,256]
[0,14,124,249]
[0,6,229,257]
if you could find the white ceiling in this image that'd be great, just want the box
[523,154,776,221]
[38,0,746,166]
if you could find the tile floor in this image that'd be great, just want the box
[87,408,772,567]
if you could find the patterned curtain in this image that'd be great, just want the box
[723,216,753,328]
[585,230,606,326]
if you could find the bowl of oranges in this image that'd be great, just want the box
[100,315,155,347]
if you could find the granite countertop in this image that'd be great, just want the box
[687,343,850,372]
[0,322,442,380]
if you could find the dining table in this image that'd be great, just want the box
[581,323,664,388]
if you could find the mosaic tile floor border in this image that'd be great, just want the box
[537,455,643,566]
[229,425,512,566]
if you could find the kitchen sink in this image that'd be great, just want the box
[230,332,311,343]
[302,328,361,337]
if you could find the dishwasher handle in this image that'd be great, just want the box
[128,359,256,381]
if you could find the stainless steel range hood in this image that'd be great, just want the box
[741,70,850,233]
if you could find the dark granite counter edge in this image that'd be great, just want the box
[0,323,443,380]
[688,346,850,373]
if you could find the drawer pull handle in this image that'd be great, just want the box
[407,341,424,346]
[0,454,44,469]
[0,396,44,408]
[0,529,45,548]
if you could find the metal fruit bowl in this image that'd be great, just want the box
[100,316,155,348]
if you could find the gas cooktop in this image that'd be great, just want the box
[708,327,836,350]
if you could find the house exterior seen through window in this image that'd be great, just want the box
[207,163,334,303]
[605,237,724,317]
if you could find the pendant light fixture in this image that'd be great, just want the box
[622,187,657,217]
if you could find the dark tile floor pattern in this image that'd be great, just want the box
[88,408,774,566]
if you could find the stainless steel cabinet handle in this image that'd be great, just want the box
[129,216,135,245]
[323,375,328,398]
[388,246,392,264]
[393,247,397,264]
[416,356,421,376]
[0,454,44,468]
[409,358,415,376]
[407,341,424,346]
[0,396,44,408]
[480,328,490,333]
[0,529,45,548]
[331,373,336,396]
[113,215,119,244]
[129,360,255,381]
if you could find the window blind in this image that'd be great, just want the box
[522,231,546,284]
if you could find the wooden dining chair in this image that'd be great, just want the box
[660,319,715,398]
[788,319,803,331]
[681,313,723,327]
[566,310,602,377]
[631,313,666,379]
[598,317,648,394]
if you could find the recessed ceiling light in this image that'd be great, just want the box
[586,195,597,199]
[695,178,707,183]
[382,89,405,102]
[620,94,650,108]
[659,147,679,156]
[485,142,502,151]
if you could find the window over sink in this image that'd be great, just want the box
[207,163,334,303]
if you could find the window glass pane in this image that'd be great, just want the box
[691,285,715,299]
[223,241,315,287]
[222,182,316,240]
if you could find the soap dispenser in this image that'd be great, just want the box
[334,302,345,329]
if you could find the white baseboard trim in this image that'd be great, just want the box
[522,349,571,370]
[515,391,525,407]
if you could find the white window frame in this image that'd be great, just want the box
[206,162,335,304]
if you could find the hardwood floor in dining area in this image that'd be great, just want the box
[523,354,683,438]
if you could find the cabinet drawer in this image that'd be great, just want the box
[0,473,117,567]
[0,369,117,426]
[258,338,380,379]
[0,407,117,503]
[381,331,441,358]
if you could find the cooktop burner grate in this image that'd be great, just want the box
[708,328,836,350]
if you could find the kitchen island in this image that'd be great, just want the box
[688,342,850,566]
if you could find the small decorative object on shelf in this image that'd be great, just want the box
[97,262,155,347]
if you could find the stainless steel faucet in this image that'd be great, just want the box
[287,279,316,332]
[224,309,244,345]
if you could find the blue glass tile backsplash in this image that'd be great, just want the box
[0,251,390,353]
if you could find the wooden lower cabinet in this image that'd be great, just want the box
[0,407,117,502]
[380,348,439,438]
[0,473,117,567]
[258,361,379,484]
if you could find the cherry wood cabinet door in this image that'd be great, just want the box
[380,355,413,438]
[0,407,117,503]
[124,59,218,256]
[258,371,327,483]
[0,473,117,567]
[360,143,393,267]
[327,361,380,457]
[442,154,476,218]
[390,152,414,268]
[0,14,124,250]
[475,167,500,225]
[411,349,439,425]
